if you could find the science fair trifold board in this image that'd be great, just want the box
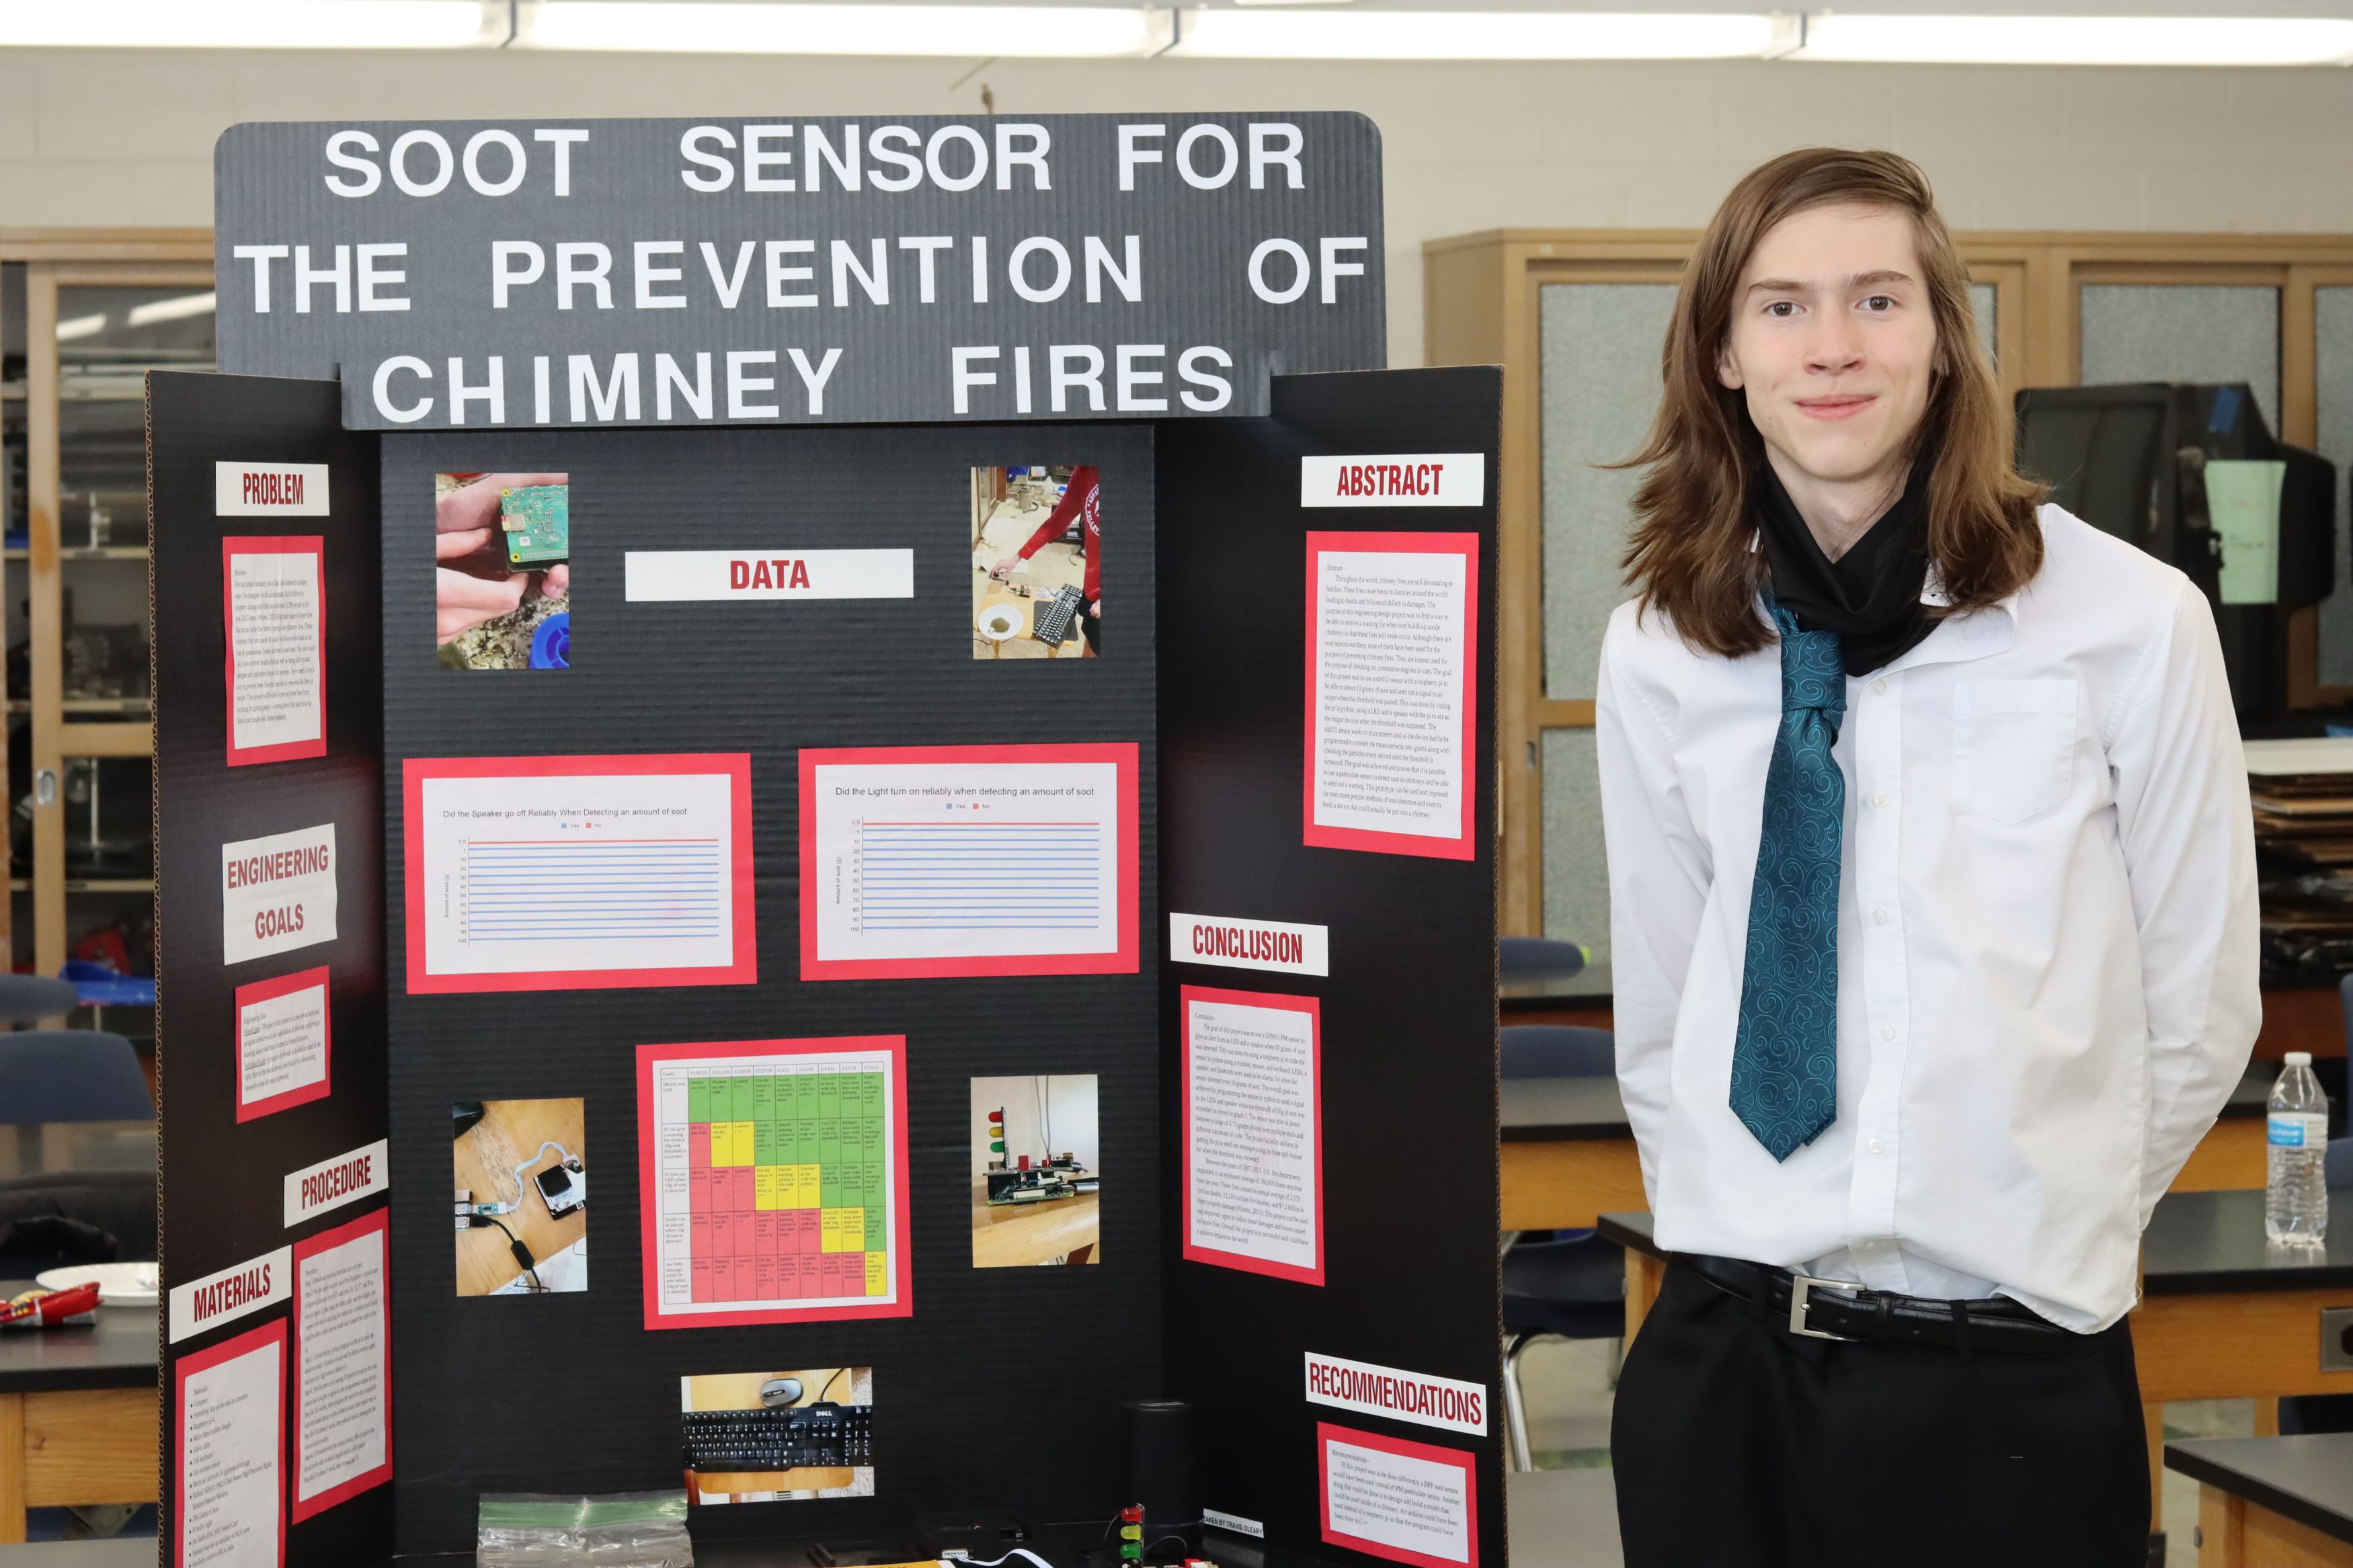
[154,114,1503,1567]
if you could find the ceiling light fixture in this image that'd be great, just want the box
[526,1,1162,56]
[0,0,493,48]
[1790,13,2353,68]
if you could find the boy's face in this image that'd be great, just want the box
[1716,202,1942,497]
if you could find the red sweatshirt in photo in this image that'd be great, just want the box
[1014,466,1101,604]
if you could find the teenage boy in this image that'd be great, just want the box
[1596,147,2257,1568]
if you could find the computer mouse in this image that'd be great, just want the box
[759,1378,803,1408]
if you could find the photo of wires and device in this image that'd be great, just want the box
[435,471,571,670]
[453,1098,588,1296]
[679,1367,875,1505]
[971,1075,1101,1268]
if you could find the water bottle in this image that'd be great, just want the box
[2266,1050,2331,1245]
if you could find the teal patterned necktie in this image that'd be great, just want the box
[1730,592,1845,1161]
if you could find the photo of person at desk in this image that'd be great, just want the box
[679,1367,874,1504]
[971,464,1101,659]
[971,1074,1100,1267]
[1595,148,2257,1568]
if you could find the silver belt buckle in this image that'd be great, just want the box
[1788,1274,1860,1341]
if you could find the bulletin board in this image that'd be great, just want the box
[151,110,1505,1568]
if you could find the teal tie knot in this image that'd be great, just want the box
[1730,591,1845,1161]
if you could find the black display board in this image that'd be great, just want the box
[151,368,1503,1567]
[1159,368,1504,1561]
[151,371,391,1563]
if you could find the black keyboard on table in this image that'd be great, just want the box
[682,1402,874,1471]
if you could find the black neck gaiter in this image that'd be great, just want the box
[1755,455,1936,678]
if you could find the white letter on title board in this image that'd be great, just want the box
[1051,345,1106,413]
[744,124,795,192]
[1177,124,1238,190]
[726,351,779,419]
[970,237,988,304]
[232,245,288,313]
[356,244,409,312]
[680,126,735,192]
[293,245,350,315]
[462,129,526,196]
[926,125,988,192]
[636,241,686,308]
[389,130,453,197]
[1014,345,1033,414]
[1180,346,1233,412]
[789,348,842,416]
[995,123,1049,190]
[832,240,888,308]
[532,128,588,196]
[323,130,380,197]
[867,126,922,192]
[951,347,998,415]
[1250,239,1311,304]
[1118,345,1167,412]
[899,237,951,303]
[1118,124,1164,191]
[448,358,505,425]
[766,241,817,308]
[1084,237,1142,305]
[569,354,641,423]
[491,241,545,308]
[700,241,755,308]
[1250,123,1304,190]
[656,353,713,421]
[372,358,432,423]
[1321,237,1367,304]
[806,124,861,191]
[556,243,614,310]
[533,356,551,423]
[1009,238,1071,304]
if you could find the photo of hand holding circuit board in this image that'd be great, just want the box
[434,470,572,670]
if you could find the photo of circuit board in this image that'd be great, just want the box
[500,485,569,567]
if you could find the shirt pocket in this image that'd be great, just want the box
[1952,678,2080,825]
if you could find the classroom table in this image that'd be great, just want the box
[1503,1065,2275,1233]
[1600,1188,2353,1543]
[2167,1432,2353,1567]
[969,1179,1101,1268]
[0,1288,156,1544]
[0,1125,152,1184]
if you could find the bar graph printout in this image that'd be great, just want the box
[637,1036,912,1329]
[799,743,1139,979]
[403,753,756,993]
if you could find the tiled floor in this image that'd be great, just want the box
[1516,1333,2251,1567]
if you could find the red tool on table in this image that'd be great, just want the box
[0,1281,102,1327]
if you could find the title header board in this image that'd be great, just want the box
[214,114,1385,431]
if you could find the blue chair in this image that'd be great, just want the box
[1501,1024,1625,1470]
[1501,938,1587,986]
[0,1031,151,1124]
[2282,1137,2353,1436]
[0,974,81,1026]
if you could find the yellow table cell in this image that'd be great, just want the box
[865,1251,886,1295]
[754,1166,782,1210]
[713,1121,756,1167]
[835,1207,864,1251]
[821,1208,844,1253]
[788,1164,822,1208]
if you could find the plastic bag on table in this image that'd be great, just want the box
[476,1491,694,1567]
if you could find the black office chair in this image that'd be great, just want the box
[1500,1023,1626,1471]
[2282,1137,2353,1436]
[0,1030,154,1273]
[1500,938,1587,987]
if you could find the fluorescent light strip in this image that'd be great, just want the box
[528,1,1160,55]
[1794,14,2353,68]
[54,315,106,343]
[126,293,218,328]
[1171,9,1777,58]
[0,0,491,48]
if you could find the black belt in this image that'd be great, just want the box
[1682,1253,2067,1357]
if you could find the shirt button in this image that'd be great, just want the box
[1869,1137,1885,1155]
[1880,1025,1895,1042]
[1871,792,1890,809]
[1872,907,1888,925]
[1871,678,1888,696]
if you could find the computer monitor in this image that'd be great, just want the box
[2014,382,2336,724]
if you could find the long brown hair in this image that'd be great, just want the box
[1618,147,2046,658]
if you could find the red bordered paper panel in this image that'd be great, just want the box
[1179,984,1324,1286]
[233,966,332,1122]
[173,1317,288,1568]
[1302,532,1479,860]
[636,1036,914,1329]
[290,1207,392,1522]
[1316,1421,1479,1568]
[402,753,756,995]
[222,534,327,767]
[797,742,1140,981]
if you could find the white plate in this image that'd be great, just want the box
[35,1262,159,1306]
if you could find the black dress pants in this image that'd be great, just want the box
[1611,1259,2149,1568]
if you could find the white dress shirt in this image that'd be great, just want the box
[1595,503,2260,1332]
